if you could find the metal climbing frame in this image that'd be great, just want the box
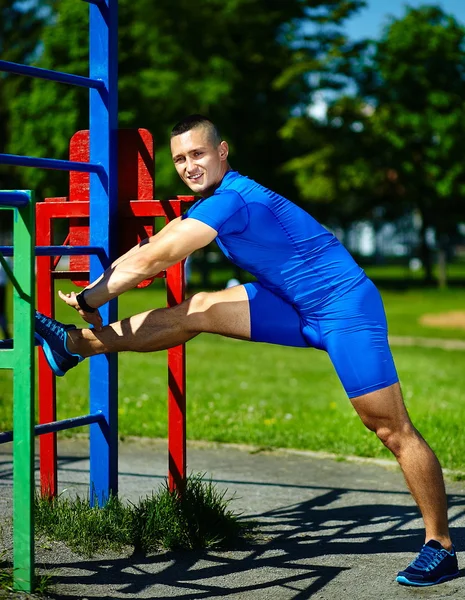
[0,0,118,507]
[0,191,35,592]
[0,0,117,591]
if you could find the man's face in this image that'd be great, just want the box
[170,126,229,196]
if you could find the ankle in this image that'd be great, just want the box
[66,329,84,357]
[426,537,453,552]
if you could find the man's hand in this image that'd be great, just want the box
[58,290,103,331]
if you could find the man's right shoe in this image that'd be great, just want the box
[35,311,84,377]
[396,540,459,586]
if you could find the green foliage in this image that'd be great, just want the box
[4,0,365,200]
[283,5,465,278]
[34,474,250,557]
[0,0,55,196]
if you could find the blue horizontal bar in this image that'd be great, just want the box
[0,191,30,207]
[0,60,105,91]
[0,153,104,174]
[0,245,106,257]
[0,411,105,444]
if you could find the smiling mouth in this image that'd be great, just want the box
[188,173,203,182]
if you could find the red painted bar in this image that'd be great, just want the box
[35,132,195,498]
[166,200,187,492]
[36,203,57,497]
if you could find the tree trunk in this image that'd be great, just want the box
[437,234,449,290]
[419,219,434,284]
[437,247,447,289]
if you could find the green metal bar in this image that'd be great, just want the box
[0,191,35,592]
[0,251,31,301]
[0,348,14,369]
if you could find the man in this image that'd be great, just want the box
[29,115,458,585]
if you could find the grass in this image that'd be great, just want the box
[0,550,52,597]
[1,279,465,471]
[34,474,251,557]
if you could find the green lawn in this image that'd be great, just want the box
[0,278,464,471]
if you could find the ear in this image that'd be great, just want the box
[219,140,229,161]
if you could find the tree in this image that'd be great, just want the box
[283,5,465,285]
[369,6,465,284]
[6,0,365,201]
[0,0,54,211]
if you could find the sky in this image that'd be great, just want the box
[345,0,465,40]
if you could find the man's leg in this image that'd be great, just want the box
[351,382,451,550]
[67,285,251,357]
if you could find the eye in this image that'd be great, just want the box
[193,151,204,157]
[174,157,184,164]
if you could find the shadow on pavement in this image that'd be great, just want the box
[36,490,465,599]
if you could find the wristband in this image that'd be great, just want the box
[76,290,97,313]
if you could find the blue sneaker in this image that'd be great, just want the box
[35,311,84,377]
[396,540,459,586]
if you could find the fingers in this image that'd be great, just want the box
[58,290,103,331]
[58,289,79,308]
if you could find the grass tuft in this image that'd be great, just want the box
[34,474,254,557]
[133,473,249,553]
[0,551,52,597]
[35,492,133,557]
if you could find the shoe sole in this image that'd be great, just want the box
[396,571,459,586]
[34,332,65,377]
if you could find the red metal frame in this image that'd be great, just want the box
[36,129,194,496]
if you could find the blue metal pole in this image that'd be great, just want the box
[0,412,105,444]
[0,60,105,90]
[89,0,119,506]
[0,245,106,257]
[0,153,104,174]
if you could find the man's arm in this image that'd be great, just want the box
[58,217,217,327]
[109,215,184,269]
[81,216,185,291]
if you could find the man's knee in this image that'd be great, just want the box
[185,291,217,332]
[360,413,416,457]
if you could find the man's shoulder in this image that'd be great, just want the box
[217,170,263,199]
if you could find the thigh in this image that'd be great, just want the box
[244,282,310,347]
[322,279,399,398]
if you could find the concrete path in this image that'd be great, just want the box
[1,438,464,599]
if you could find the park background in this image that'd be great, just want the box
[1,0,465,473]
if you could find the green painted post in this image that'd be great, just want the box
[13,192,35,592]
[0,190,35,592]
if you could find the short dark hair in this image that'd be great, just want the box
[171,114,222,146]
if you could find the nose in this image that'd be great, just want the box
[185,156,196,172]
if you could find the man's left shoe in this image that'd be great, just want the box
[34,311,84,377]
[396,540,459,586]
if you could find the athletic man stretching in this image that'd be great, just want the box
[31,115,458,586]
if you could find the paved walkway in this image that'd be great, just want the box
[1,438,464,599]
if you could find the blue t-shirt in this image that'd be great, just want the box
[183,170,366,314]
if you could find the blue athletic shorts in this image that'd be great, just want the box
[244,278,399,399]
